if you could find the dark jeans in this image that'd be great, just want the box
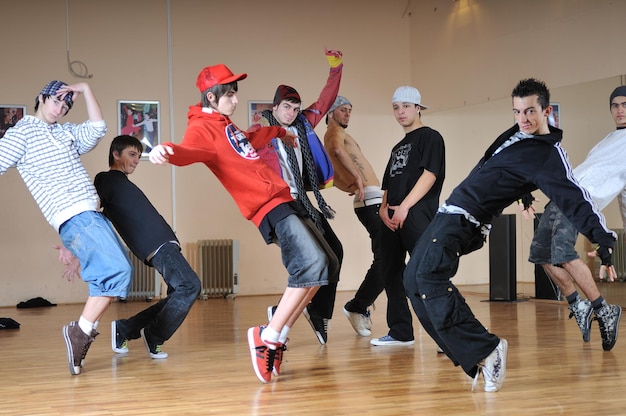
[344,204,385,314]
[309,213,343,319]
[116,242,201,345]
[379,210,422,342]
[403,213,499,377]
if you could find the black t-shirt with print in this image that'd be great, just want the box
[382,126,446,228]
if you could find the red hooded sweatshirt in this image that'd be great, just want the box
[162,105,294,227]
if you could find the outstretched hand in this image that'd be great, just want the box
[53,244,81,283]
[587,248,617,282]
[149,144,174,165]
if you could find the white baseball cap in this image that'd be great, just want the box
[392,86,428,109]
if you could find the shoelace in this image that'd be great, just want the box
[471,352,502,392]
[254,343,277,374]
[568,309,588,330]
[265,348,277,373]
[274,344,287,363]
[78,337,94,364]
[365,311,372,325]
[471,366,483,392]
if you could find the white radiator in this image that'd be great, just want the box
[594,229,626,281]
[188,239,239,299]
[125,250,160,301]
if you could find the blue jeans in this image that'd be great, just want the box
[116,242,201,344]
[273,214,334,288]
[345,204,386,314]
[403,213,499,377]
[60,211,131,297]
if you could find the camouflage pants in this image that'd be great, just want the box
[529,201,579,265]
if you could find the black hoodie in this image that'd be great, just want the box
[446,124,615,247]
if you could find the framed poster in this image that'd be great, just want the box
[117,100,160,157]
[248,100,273,127]
[0,105,26,139]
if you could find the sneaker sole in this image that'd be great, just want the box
[370,337,415,346]
[247,327,271,383]
[62,326,81,375]
[303,307,326,345]
[111,321,129,354]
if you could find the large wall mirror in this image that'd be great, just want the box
[549,75,626,306]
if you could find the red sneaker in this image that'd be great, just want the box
[272,340,288,376]
[247,326,276,383]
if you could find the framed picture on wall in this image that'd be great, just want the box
[549,102,560,128]
[117,100,160,157]
[0,105,26,139]
[248,100,273,127]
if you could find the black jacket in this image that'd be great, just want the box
[446,124,615,247]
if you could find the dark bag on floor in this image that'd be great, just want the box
[0,317,20,329]
[16,297,57,308]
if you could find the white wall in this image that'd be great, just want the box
[0,0,409,306]
[0,0,624,306]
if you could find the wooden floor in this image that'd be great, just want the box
[1,288,626,415]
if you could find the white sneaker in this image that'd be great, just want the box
[370,334,414,346]
[343,307,372,336]
[140,328,168,359]
[473,339,507,392]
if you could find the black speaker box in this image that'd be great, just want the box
[489,214,517,301]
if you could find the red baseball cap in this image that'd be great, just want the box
[196,64,247,92]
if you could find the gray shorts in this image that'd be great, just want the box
[528,201,579,265]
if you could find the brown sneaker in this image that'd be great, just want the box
[62,323,97,375]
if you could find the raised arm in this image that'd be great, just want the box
[301,49,343,127]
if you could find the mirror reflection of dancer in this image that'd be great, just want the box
[529,85,626,349]
[148,64,338,384]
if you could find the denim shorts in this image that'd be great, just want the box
[59,211,132,297]
[273,214,329,288]
[528,202,579,265]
